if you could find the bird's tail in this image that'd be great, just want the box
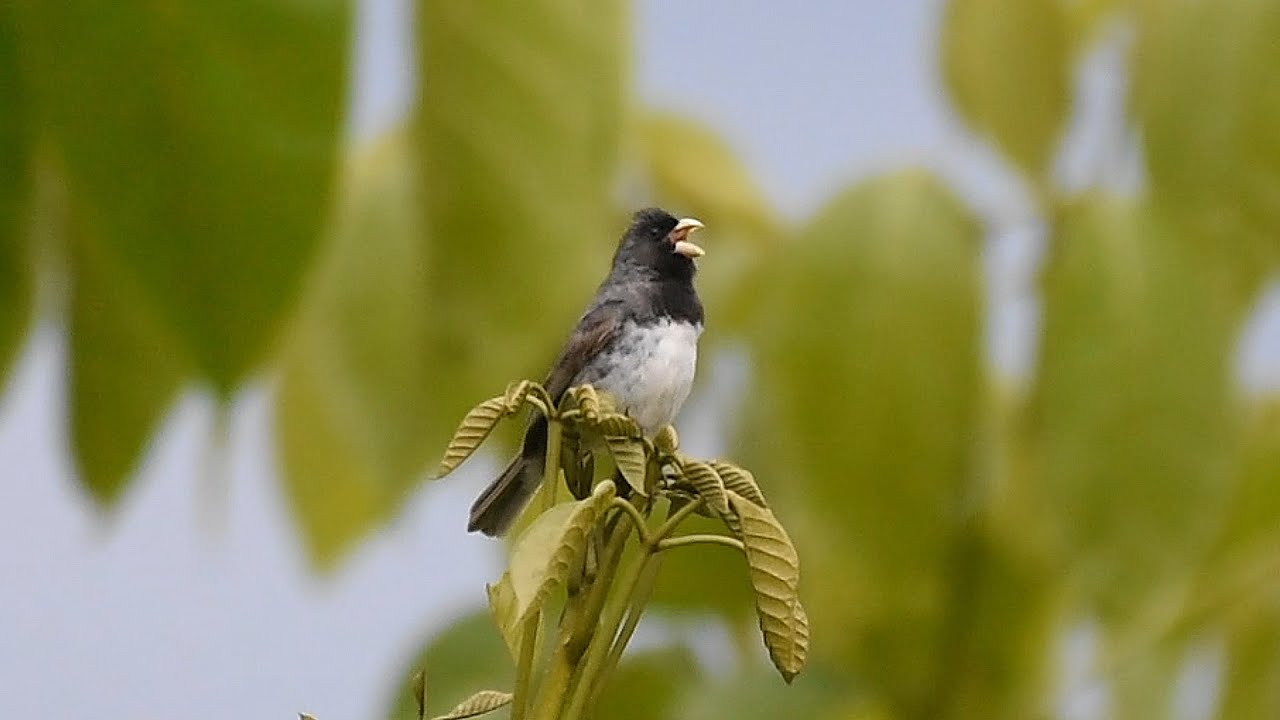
[468,451,544,536]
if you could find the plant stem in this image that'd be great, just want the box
[655,534,745,552]
[510,612,540,720]
[653,496,706,541]
[530,636,576,720]
[588,554,663,710]
[561,551,654,720]
[609,498,653,546]
[540,419,563,511]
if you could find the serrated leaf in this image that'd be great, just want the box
[489,482,616,645]
[727,490,808,682]
[14,1,349,390]
[710,461,767,509]
[432,397,511,480]
[679,460,731,518]
[416,1,624,426]
[637,111,780,242]
[604,436,648,497]
[429,690,512,720]
[941,0,1071,178]
[277,128,442,568]
[594,412,641,438]
[1133,0,1280,270]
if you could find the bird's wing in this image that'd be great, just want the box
[543,298,625,401]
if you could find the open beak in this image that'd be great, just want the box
[671,218,705,258]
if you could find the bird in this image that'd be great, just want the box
[468,208,706,536]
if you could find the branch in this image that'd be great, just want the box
[655,534,745,553]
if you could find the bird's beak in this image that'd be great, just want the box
[671,218,705,258]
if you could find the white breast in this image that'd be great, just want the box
[577,319,702,435]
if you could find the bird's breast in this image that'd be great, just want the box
[576,318,702,436]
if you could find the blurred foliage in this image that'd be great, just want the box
[3,0,1280,719]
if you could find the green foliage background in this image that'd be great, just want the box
[3,0,1280,718]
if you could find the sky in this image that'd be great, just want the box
[3,2,1280,719]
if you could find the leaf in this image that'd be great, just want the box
[653,425,679,455]
[678,460,731,518]
[0,5,32,388]
[416,0,625,427]
[636,112,781,242]
[488,482,616,646]
[1030,197,1240,620]
[710,461,767,509]
[750,172,980,706]
[1133,0,1280,271]
[277,129,444,568]
[432,397,512,480]
[727,490,808,683]
[66,178,187,506]
[941,0,1071,178]
[429,690,512,720]
[604,436,648,496]
[411,670,426,720]
[384,612,512,720]
[14,1,349,391]
[485,576,520,661]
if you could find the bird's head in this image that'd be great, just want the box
[611,208,705,281]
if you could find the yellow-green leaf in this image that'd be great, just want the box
[485,576,520,661]
[728,490,808,683]
[710,461,768,509]
[751,171,980,706]
[1030,197,1239,620]
[489,482,616,645]
[429,690,512,720]
[67,188,186,507]
[1133,0,1280,269]
[14,1,350,390]
[417,1,624,428]
[277,129,445,568]
[653,425,679,455]
[432,397,511,480]
[679,460,730,518]
[941,0,1071,178]
[636,111,781,242]
[604,436,648,497]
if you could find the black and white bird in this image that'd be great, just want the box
[468,208,706,536]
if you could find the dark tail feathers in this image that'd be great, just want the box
[467,451,544,536]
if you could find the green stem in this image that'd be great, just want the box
[588,554,663,711]
[653,496,706,541]
[510,612,540,720]
[540,419,563,511]
[529,637,576,720]
[561,551,654,720]
[655,534,745,553]
[609,498,653,546]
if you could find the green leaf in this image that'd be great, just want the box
[636,112,781,242]
[727,490,808,683]
[0,5,32,388]
[385,612,512,720]
[604,435,648,497]
[429,690,512,720]
[709,461,767,509]
[941,0,1071,179]
[488,482,616,648]
[653,425,679,455]
[67,188,187,507]
[751,172,981,708]
[485,576,521,661]
[1133,0,1280,270]
[14,1,349,390]
[432,397,512,480]
[416,0,625,428]
[276,129,444,568]
[1030,197,1240,620]
[678,460,730,518]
